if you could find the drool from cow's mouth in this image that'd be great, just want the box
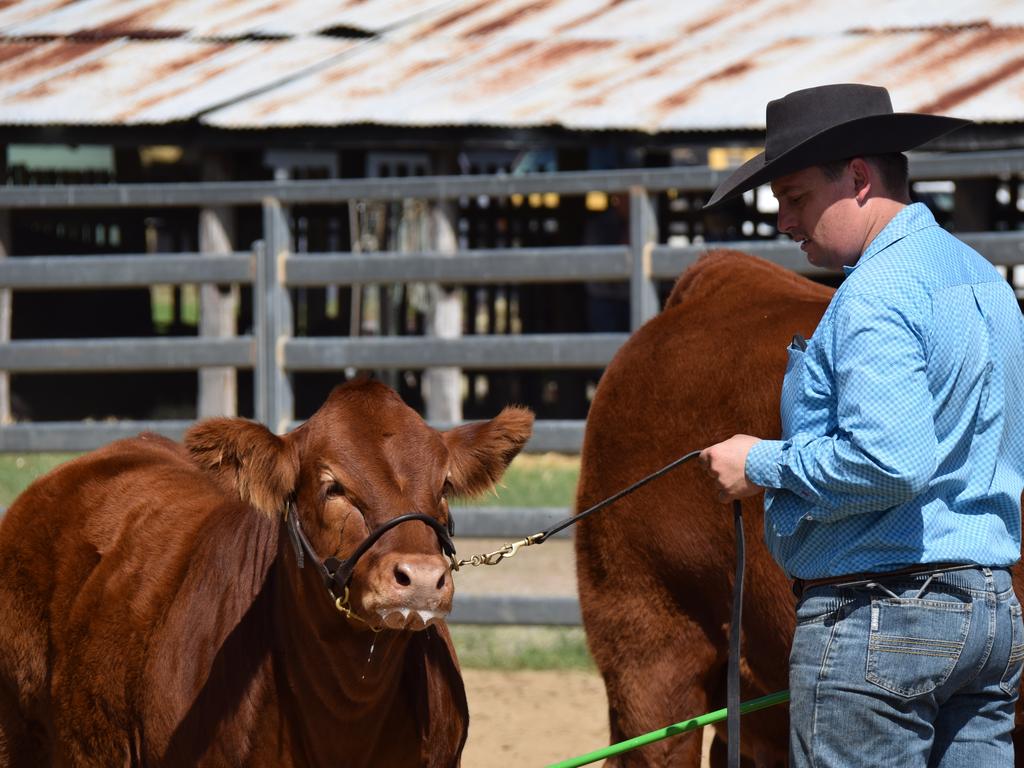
[377,607,445,630]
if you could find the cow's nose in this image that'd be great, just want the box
[393,556,449,594]
[370,553,454,629]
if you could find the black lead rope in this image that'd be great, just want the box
[454,450,706,569]
[729,498,744,768]
[537,449,703,542]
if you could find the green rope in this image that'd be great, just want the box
[545,690,790,768]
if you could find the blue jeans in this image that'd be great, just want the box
[790,567,1024,767]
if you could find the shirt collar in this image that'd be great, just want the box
[842,203,937,276]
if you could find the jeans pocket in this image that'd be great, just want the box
[999,601,1024,695]
[865,596,972,698]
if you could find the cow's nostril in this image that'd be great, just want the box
[435,572,446,590]
[394,565,411,587]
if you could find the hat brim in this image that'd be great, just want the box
[703,113,970,209]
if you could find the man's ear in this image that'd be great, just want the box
[185,418,299,516]
[443,406,534,498]
[849,157,872,204]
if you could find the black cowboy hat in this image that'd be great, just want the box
[704,83,970,209]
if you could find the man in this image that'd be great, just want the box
[701,83,1024,766]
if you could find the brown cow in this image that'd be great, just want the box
[575,250,1024,766]
[0,378,533,767]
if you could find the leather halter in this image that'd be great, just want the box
[284,502,457,602]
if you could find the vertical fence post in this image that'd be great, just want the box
[424,200,462,423]
[257,198,294,434]
[0,207,10,425]
[629,186,659,331]
[198,154,239,418]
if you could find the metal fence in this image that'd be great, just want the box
[2,150,1024,625]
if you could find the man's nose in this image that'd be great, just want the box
[776,206,794,237]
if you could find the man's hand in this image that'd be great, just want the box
[700,435,763,503]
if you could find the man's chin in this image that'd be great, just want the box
[805,247,849,272]
[803,244,826,267]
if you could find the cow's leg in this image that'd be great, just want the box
[583,586,717,768]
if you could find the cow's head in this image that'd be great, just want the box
[185,379,533,632]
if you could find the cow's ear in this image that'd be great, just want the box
[443,406,533,497]
[185,418,299,516]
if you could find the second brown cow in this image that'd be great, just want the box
[0,378,533,767]
[576,251,1024,766]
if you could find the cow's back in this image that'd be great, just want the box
[575,251,832,765]
[577,250,832,591]
[0,434,243,764]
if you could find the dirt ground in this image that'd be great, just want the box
[456,538,605,766]
[461,668,610,767]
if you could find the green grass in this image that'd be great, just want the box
[450,625,594,670]
[0,453,79,508]
[456,453,580,508]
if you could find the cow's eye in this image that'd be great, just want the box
[442,478,454,500]
[325,481,345,500]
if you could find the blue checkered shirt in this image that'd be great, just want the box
[746,203,1024,579]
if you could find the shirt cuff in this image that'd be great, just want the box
[745,439,786,489]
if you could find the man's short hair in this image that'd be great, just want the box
[820,153,909,199]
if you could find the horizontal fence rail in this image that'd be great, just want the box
[453,506,572,538]
[0,420,195,452]
[448,594,581,626]
[2,152,1023,626]
[0,337,255,373]
[0,253,254,289]
[283,334,628,371]
[4,236,1022,297]
[1,149,1023,208]
[285,246,632,285]
[0,417,586,455]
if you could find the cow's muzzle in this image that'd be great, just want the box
[284,503,456,626]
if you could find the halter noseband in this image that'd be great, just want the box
[284,502,457,603]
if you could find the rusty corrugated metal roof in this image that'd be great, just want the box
[0,37,359,124]
[392,0,1024,42]
[1,0,456,39]
[204,23,1024,130]
[1,0,1023,130]
[0,0,78,35]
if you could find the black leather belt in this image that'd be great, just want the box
[791,561,985,599]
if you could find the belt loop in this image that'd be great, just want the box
[982,566,994,594]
